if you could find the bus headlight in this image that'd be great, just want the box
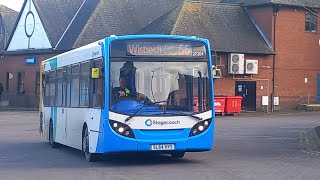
[109,120,135,138]
[189,119,212,137]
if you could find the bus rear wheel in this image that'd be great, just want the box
[170,152,185,158]
[82,127,99,162]
[49,120,58,148]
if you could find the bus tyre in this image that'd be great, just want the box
[171,152,185,158]
[82,127,98,162]
[49,121,58,148]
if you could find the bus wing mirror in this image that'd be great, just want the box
[91,68,100,79]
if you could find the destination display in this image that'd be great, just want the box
[127,42,193,56]
[110,39,207,58]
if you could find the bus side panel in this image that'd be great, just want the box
[65,108,102,152]
[42,107,58,142]
[55,108,67,145]
[86,109,102,153]
[42,107,51,141]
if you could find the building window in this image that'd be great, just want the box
[216,56,221,66]
[306,11,317,32]
[212,54,221,66]
[17,72,25,94]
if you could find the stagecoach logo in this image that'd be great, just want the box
[145,119,153,126]
[145,119,181,127]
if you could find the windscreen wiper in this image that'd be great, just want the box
[172,111,202,121]
[151,111,202,121]
[124,103,145,123]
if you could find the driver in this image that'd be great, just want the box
[114,77,133,98]
[113,77,150,102]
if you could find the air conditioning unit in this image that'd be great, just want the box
[213,68,222,79]
[245,59,258,74]
[228,53,244,74]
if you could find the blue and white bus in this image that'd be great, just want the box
[39,35,215,161]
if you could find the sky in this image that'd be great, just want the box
[0,0,24,11]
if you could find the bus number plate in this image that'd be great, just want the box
[151,144,175,150]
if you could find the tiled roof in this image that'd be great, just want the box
[0,5,18,50]
[73,0,184,48]
[33,0,85,47]
[138,1,274,54]
[55,0,100,50]
[221,0,320,8]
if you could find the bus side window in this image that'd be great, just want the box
[56,69,63,107]
[70,64,80,107]
[80,62,90,107]
[66,66,71,107]
[44,72,50,107]
[92,58,104,108]
[49,70,56,106]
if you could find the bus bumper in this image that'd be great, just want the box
[97,123,214,154]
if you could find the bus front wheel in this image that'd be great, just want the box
[82,127,99,162]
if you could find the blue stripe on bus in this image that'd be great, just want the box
[50,107,57,141]
[95,109,105,153]
[96,39,108,153]
[204,39,215,119]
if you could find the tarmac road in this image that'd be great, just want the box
[0,111,319,180]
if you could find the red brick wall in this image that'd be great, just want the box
[275,7,320,109]
[248,6,320,110]
[0,53,57,108]
[214,53,273,111]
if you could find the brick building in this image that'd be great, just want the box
[0,5,18,106]
[222,0,320,110]
[1,0,319,111]
[0,0,185,108]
